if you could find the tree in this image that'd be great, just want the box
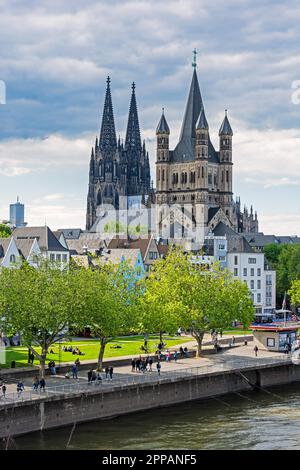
[83,262,139,371]
[264,243,300,306]
[139,247,185,343]
[0,262,87,377]
[141,248,254,356]
[0,224,11,238]
[289,279,300,309]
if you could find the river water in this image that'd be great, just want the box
[5,383,300,450]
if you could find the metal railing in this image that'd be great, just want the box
[0,354,291,406]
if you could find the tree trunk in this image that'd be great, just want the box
[40,347,47,379]
[159,330,163,345]
[97,337,107,371]
[193,331,204,357]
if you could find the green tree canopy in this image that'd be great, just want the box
[0,224,12,238]
[0,262,88,377]
[140,247,254,356]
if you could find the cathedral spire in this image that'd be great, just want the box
[125,82,141,151]
[99,76,117,152]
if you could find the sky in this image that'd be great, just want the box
[0,0,300,235]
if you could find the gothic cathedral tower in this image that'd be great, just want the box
[86,78,151,231]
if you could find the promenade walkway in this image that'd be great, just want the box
[0,343,290,406]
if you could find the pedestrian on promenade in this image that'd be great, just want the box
[33,376,39,392]
[183,347,189,358]
[149,357,153,371]
[109,367,114,381]
[96,372,102,382]
[131,358,136,372]
[232,336,236,346]
[1,383,6,399]
[91,370,97,381]
[105,367,109,379]
[156,361,161,376]
[72,363,78,379]
[174,351,178,362]
[88,369,93,383]
[254,345,259,357]
[17,380,24,397]
[39,378,46,392]
[135,358,140,372]
[179,347,184,359]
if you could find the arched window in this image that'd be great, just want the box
[10,254,16,264]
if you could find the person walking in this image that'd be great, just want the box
[173,351,178,362]
[87,369,93,383]
[33,376,39,392]
[39,378,46,392]
[131,358,136,372]
[72,363,78,379]
[17,380,25,397]
[105,366,109,379]
[109,367,114,381]
[232,336,236,346]
[156,361,161,376]
[254,345,259,357]
[149,357,153,372]
[1,383,6,399]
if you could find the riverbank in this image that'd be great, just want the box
[0,344,298,439]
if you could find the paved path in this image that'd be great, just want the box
[0,342,288,405]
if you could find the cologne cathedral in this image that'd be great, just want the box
[86,78,151,230]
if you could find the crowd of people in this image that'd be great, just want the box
[62,345,85,356]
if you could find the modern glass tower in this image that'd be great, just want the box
[9,197,26,228]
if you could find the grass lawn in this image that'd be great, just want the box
[0,335,194,369]
[222,328,252,336]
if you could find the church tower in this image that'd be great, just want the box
[86,77,151,231]
[218,110,234,223]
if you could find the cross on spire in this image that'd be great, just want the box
[192,48,197,69]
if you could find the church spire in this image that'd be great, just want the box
[125,82,141,151]
[99,76,117,152]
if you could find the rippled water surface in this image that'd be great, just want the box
[6,383,300,450]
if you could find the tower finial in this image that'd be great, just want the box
[192,48,197,69]
[225,109,228,116]
[132,82,136,91]
[107,76,111,85]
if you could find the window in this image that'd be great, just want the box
[56,254,61,262]
[234,256,238,265]
[234,268,238,276]
[219,256,226,261]
[257,293,261,303]
[63,254,68,262]
[251,268,255,276]
[219,244,225,250]
[257,268,261,276]
[267,338,275,347]
[149,252,158,260]
[250,280,254,289]
[257,280,261,289]
[10,254,16,263]
[248,258,257,264]
[50,254,55,262]
[243,268,247,276]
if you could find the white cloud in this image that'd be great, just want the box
[260,213,300,236]
[0,134,92,176]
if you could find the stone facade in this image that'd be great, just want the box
[86,78,151,231]
[155,67,259,242]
